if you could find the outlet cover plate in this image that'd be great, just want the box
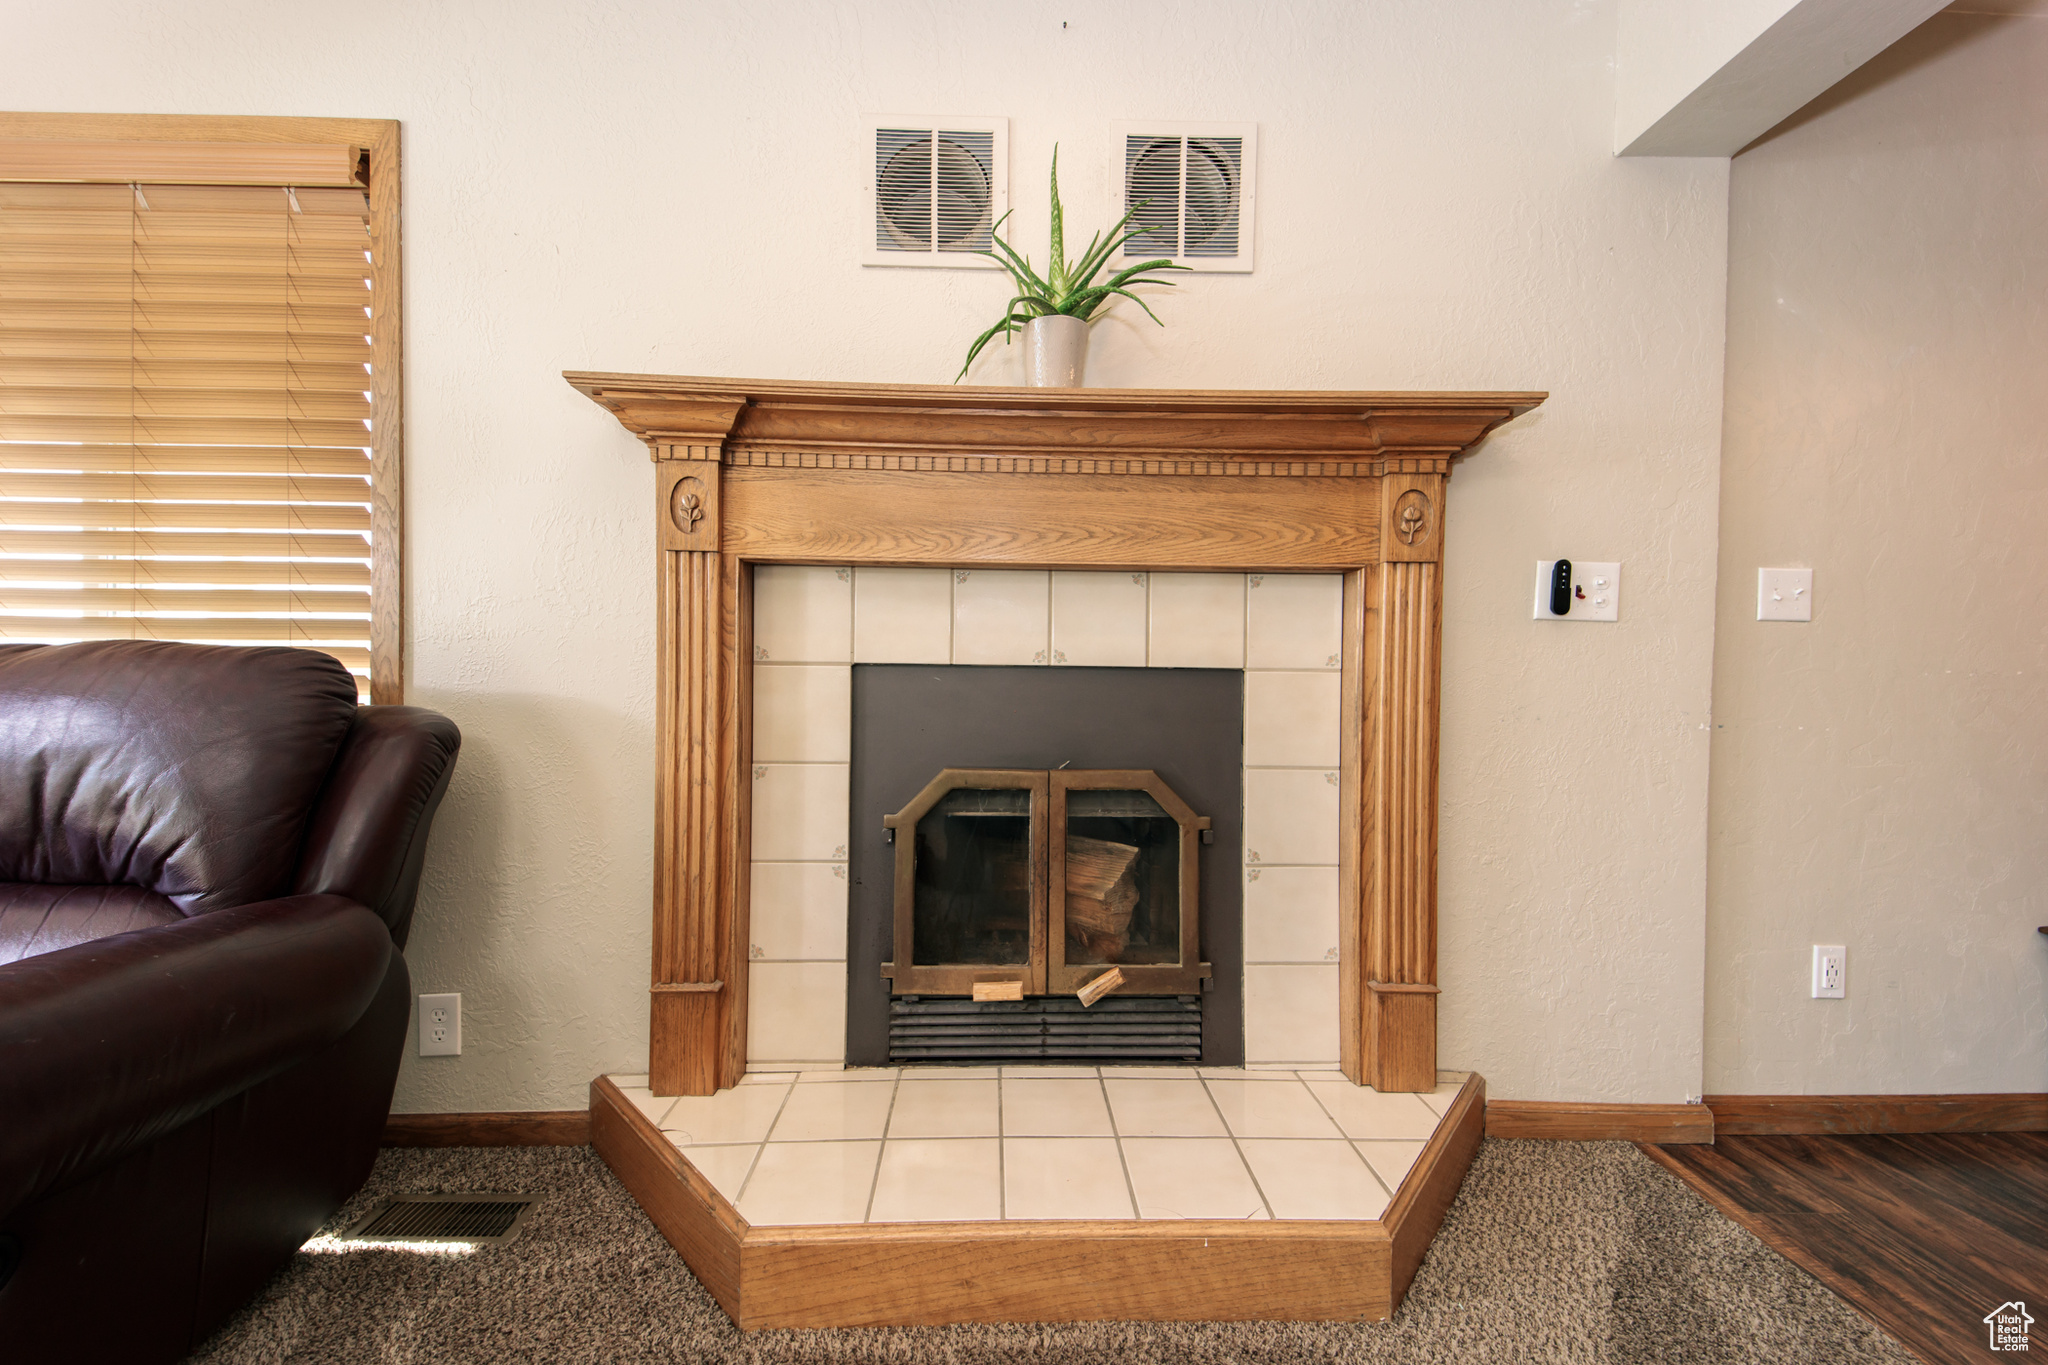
[1758,567,1813,621]
[419,992,461,1056]
[1811,946,1845,1000]
[1533,561,1620,622]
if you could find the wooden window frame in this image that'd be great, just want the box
[0,111,404,703]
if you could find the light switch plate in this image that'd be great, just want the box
[1758,568,1813,621]
[1533,561,1620,622]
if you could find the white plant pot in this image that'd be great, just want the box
[1021,314,1088,387]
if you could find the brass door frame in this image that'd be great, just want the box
[879,768,1049,996]
[1047,768,1213,996]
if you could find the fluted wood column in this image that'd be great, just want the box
[1362,473,1445,1092]
[650,450,749,1095]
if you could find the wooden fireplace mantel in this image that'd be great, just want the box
[568,372,1544,1096]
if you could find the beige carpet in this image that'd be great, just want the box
[186,1139,1912,1363]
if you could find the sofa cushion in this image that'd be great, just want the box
[0,884,183,966]
[0,642,360,915]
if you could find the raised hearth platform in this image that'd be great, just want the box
[589,1067,1485,1328]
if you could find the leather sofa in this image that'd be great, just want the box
[0,641,461,1363]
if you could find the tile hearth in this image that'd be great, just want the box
[608,1066,1467,1227]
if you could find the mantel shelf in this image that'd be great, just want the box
[565,372,1546,464]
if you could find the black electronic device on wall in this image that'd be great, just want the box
[1548,559,1573,616]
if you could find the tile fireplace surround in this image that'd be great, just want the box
[570,373,1542,1328]
[750,565,1344,1070]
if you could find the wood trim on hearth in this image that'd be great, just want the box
[568,375,1545,1096]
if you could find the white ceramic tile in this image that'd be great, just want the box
[1104,1078,1228,1138]
[1304,1081,1442,1140]
[752,664,851,763]
[1295,1070,1350,1082]
[610,1073,650,1089]
[999,1066,1100,1079]
[1243,671,1341,768]
[1243,768,1341,866]
[1096,1065,1199,1078]
[1238,1139,1389,1220]
[1356,1140,1428,1192]
[900,1066,999,1080]
[659,1080,792,1146]
[1002,1078,1115,1137]
[1244,964,1340,1066]
[737,1140,881,1226]
[868,1138,1003,1223]
[1196,1067,1295,1081]
[741,1069,802,1083]
[675,1142,759,1205]
[611,1084,675,1128]
[1416,1077,1467,1116]
[887,1078,1000,1138]
[853,567,952,664]
[1247,573,1343,670]
[952,570,1050,665]
[769,1079,897,1141]
[748,861,847,961]
[1204,1078,1342,1139]
[754,565,852,663]
[1243,865,1340,965]
[1121,1138,1269,1219]
[1002,1138,1135,1219]
[1050,571,1147,666]
[747,962,846,1064]
[1148,572,1246,668]
[798,1067,898,1083]
[749,763,848,863]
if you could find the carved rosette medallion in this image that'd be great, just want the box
[670,476,707,533]
[1393,489,1431,546]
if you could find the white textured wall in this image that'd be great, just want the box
[1708,10,2048,1094]
[2,0,1729,1110]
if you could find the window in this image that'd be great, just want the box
[0,115,402,702]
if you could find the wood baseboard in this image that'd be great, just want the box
[382,1110,591,1146]
[1485,1100,1713,1144]
[1704,1093,2048,1136]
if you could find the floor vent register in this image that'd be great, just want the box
[339,1193,539,1247]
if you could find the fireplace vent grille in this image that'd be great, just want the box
[889,995,1201,1064]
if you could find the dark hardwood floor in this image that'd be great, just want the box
[1644,1130,2048,1364]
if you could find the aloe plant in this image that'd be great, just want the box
[956,148,1189,382]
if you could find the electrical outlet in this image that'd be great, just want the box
[1533,560,1620,621]
[419,992,461,1056]
[1811,946,1845,1000]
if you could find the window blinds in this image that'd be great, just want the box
[0,178,378,695]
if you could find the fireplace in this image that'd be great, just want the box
[884,766,1210,991]
[846,659,1246,1064]
[565,372,1544,1098]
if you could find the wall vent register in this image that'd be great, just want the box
[862,116,1007,268]
[1115,122,1257,272]
[880,767,1212,1001]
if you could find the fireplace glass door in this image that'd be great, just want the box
[880,767,1210,999]
[1048,770,1209,995]
[882,769,1048,996]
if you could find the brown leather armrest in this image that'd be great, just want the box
[0,895,392,1220]
[293,705,460,949]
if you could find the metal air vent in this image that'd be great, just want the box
[339,1193,539,1246]
[1114,122,1258,272]
[863,116,1008,268]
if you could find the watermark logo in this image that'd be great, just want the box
[1984,1301,2034,1352]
